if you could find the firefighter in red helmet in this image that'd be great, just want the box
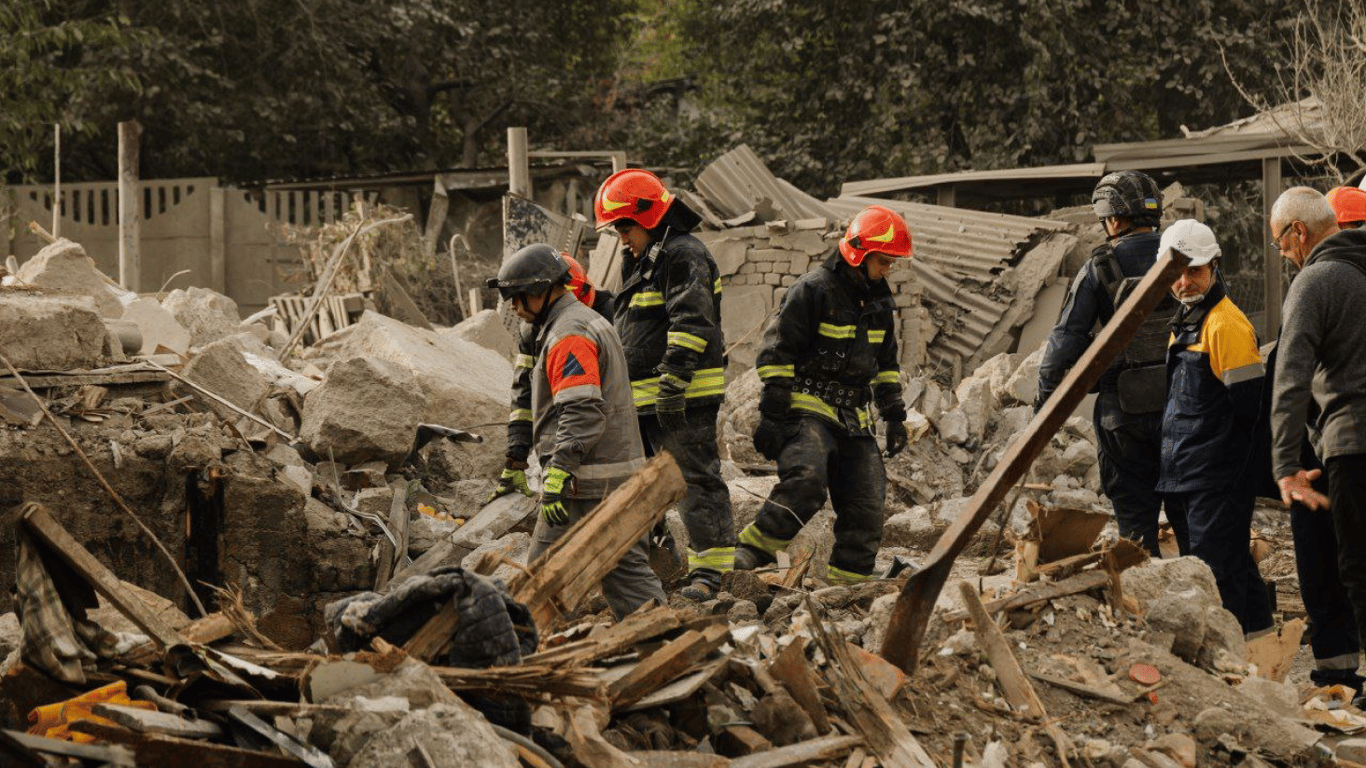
[734,205,913,584]
[593,168,735,601]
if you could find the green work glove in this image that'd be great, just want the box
[484,460,533,504]
[655,373,688,433]
[540,466,573,526]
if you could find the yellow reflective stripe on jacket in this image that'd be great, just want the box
[1222,361,1265,386]
[826,564,874,585]
[688,546,736,573]
[515,353,535,370]
[867,329,886,344]
[818,322,857,339]
[509,408,533,423]
[631,367,727,407]
[738,523,789,556]
[758,364,795,380]
[629,291,665,308]
[667,331,708,353]
[872,370,899,385]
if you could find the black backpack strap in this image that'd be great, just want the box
[1090,243,1125,306]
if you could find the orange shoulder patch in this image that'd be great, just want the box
[545,334,600,394]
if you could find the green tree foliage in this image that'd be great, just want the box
[648,0,1293,196]
[1,0,630,184]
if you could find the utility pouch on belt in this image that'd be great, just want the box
[1116,364,1167,414]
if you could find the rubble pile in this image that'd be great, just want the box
[0,187,1357,768]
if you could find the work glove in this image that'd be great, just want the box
[484,460,534,504]
[655,373,689,433]
[752,415,790,462]
[884,419,909,458]
[540,466,573,526]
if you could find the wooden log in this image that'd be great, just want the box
[510,453,686,629]
[729,736,864,768]
[609,624,730,710]
[880,251,1186,673]
[21,504,183,649]
[958,581,1072,766]
[1028,671,1133,705]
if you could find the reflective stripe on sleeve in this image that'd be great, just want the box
[667,331,708,353]
[826,565,874,585]
[758,364,795,380]
[629,291,666,308]
[515,353,536,370]
[631,367,727,407]
[872,370,900,385]
[867,329,886,344]
[508,408,533,423]
[1222,361,1266,386]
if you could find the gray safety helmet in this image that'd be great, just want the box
[486,243,570,300]
[1092,170,1163,226]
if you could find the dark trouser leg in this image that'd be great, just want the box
[528,496,666,620]
[1094,393,1166,557]
[741,417,837,556]
[1177,485,1273,635]
[1327,454,1366,656]
[641,405,736,574]
[1291,490,1363,689]
[826,434,885,582]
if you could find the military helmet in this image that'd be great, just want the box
[1092,170,1162,225]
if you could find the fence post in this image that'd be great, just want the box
[52,123,61,239]
[209,186,226,294]
[118,121,142,292]
[508,127,530,198]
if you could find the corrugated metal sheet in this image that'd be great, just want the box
[1183,97,1322,139]
[840,163,1106,198]
[695,144,838,222]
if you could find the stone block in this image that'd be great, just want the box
[161,286,241,347]
[764,273,781,285]
[788,253,811,274]
[121,298,191,355]
[932,409,970,445]
[179,334,273,423]
[780,275,797,286]
[301,356,423,466]
[444,308,517,362]
[882,507,937,549]
[16,239,128,318]
[1001,347,1042,405]
[711,238,750,277]
[346,702,519,768]
[953,374,996,443]
[769,229,829,256]
[338,311,510,428]
[0,294,113,371]
[738,262,757,274]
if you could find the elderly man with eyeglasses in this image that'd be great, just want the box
[1269,185,1366,700]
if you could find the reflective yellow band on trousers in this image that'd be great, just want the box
[826,565,874,585]
[688,546,736,573]
[818,322,856,339]
[515,354,535,370]
[758,364,795,380]
[631,367,726,407]
[738,523,789,556]
[508,408,533,423]
[667,331,708,353]
[629,291,665,308]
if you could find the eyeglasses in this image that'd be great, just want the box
[1270,221,1297,254]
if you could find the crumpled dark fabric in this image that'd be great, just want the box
[323,567,538,733]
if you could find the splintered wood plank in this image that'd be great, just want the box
[718,725,772,755]
[609,624,730,710]
[122,612,234,666]
[511,453,686,629]
[92,704,224,739]
[525,605,683,668]
[767,638,830,735]
[942,570,1112,623]
[626,751,730,768]
[403,598,460,662]
[959,581,1072,766]
[21,504,183,649]
[729,735,864,768]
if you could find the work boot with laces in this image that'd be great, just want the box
[678,569,722,602]
[732,544,775,572]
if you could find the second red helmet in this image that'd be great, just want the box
[838,205,913,267]
[594,169,674,231]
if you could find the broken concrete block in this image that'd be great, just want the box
[1335,738,1366,764]
[445,309,518,362]
[121,298,191,355]
[710,237,751,277]
[1122,556,1223,611]
[303,498,375,594]
[162,286,241,347]
[1000,347,1042,406]
[953,374,996,443]
[15,239,129,318]
[1147,588,1209,661]
[0,294,114,370]
[882,507,936,549]
[300,356,423,466]
[408,514,458,558]
[932,409,969,445]
[179,334,273,422]
[1236,676,1300,718]
[462,532,530,584]
[977,352,1018,401]
[338,311,508,427]
[346,702,519,768]
[1196,604,1248,671]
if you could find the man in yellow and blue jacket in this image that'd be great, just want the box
[733,205,912,585]
[1155,219,1272,636]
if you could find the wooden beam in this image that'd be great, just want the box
[21,504,183,649]
[608,624,729,710]
[510,453,686,628]
[403,598,459,662]
[879,250,1187,673]
[729,735,864,768]
[941,570,1111,624]
[958,581,1072,766]
[121,612,234,666]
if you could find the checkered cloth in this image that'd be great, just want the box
[14,504,142,683]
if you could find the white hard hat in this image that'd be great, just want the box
[1158,219,1221,267]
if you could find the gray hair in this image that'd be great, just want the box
[1272,186,1338,239]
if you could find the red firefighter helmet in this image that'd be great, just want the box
[594,169,674,231]
[838,205,913,267]
[1327,186,1366,228]
[561,253,597,307]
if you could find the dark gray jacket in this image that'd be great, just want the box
[1271,228,1366,479]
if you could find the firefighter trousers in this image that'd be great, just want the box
[746,415,885,578]
[639,403,736,572]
